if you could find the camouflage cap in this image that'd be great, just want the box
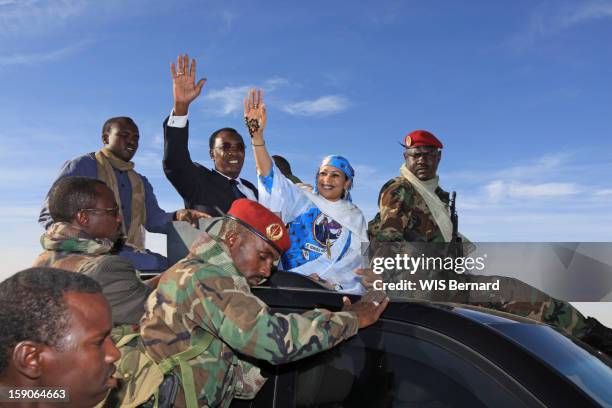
[226,199,290,254]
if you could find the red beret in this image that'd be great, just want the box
[226,199,291,254]
[403,130,443,149]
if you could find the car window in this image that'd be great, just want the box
[490,323,612,407]
[293,322,539,408]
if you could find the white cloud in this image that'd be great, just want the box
[219,9,238,30]
[152,132,164,148]
[0,40,92,67]
[553,0,612,30]
[134,150,164,172]
[351,164,378,178]
[0,0,88,36]
[282,95,350,117]
[204,77,290,116]
[494,153,569,179]
[205,85,251,116]
[264,77,290,89]
[485,180,580,201]
[510,0,612,50]
[595,189,612,196]
[445,153,575,186]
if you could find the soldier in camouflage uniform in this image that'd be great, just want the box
[32,176,157,325]
[365,130,612,355]
[139,198,388,407]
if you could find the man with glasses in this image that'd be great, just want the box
[368,130,447,243]
[39,116,209,273]
[365,130,612,356]
[33,176,165,325]
[163,55,258,216]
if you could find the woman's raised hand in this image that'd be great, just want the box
[243,88,267,141]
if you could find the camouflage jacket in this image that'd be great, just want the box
[33,222,151,325]
[140,232,359,408]
[368,176,450,243]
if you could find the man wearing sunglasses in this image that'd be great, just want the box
[163,55,258,216]
[33,176,166,325]
[364,130,612,356]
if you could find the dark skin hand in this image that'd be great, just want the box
[171,54,245,179]
[308,273,337,290]
[174,208,211,228]
[171,54,206,116]
[354,268,379,290]
[144,273,162,288]
[342,295,389,329]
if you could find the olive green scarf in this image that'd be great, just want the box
[41,222,114,255]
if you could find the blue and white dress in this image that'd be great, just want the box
[258,165,368,294]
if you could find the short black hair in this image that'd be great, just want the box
[48,176,108,222]
[0,267,102,374]
[102,117,137,136]
[209,127,243,149]
[272,155,292,176]
[219,217,247,238]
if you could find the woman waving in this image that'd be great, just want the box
[244,89,367,294]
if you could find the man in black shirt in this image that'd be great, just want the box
[163,54,258,215]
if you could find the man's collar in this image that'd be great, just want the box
[213,168,240,183]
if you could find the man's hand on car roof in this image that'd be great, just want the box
[342,294,389,329]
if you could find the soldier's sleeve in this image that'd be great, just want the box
[233,359,267,400]
[192,270,359,365]
[467,275,589,337]
[370,180,415,242]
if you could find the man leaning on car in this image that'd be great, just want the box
[105,199,388,407]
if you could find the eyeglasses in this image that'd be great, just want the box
[405,150,439,160]
[79,207,120,217]
[213,142,245,152]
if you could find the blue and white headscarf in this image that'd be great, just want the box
[314,155,355,201]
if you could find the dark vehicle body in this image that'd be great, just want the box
[165,221,612,407]
[229,274,612,408]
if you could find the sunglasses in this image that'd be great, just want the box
[79,206,120,217]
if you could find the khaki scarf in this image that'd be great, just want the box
[95,147,146,250]
[399,164,453,242]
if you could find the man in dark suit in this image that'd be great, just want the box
[163,54,258,216]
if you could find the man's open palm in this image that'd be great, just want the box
[171,54,206,113]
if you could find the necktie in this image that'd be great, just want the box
[229,179,247,199]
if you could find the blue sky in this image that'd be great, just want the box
[1,0,612,278]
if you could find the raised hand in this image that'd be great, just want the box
[243,88,267,141]
[171,54,206,115]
